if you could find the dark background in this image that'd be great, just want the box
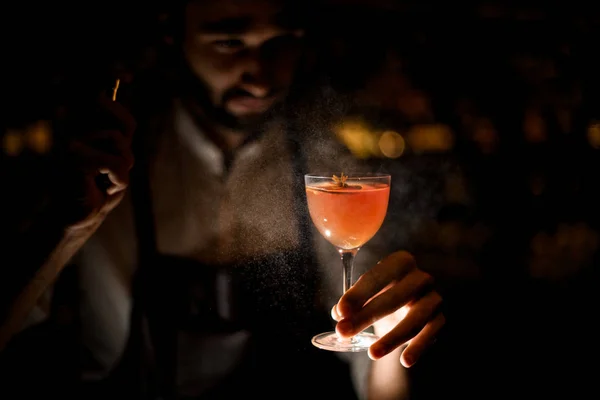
[2,1,600,399]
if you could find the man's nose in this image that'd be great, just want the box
[239,50,271,98]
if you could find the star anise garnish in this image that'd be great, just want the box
[332,172,362,189]
[332,172,348,187]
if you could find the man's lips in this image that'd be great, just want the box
[227,95,276,113]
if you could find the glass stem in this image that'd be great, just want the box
[340,248,358,294]
[339,248,359,344]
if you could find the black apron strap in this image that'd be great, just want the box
[133,116,181,399]
[109,113,176,400]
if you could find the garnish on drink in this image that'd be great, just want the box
[332,172,362,190]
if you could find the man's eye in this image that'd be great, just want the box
[213,39,244,52]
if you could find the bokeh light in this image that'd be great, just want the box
[2,130,24,156]
[587,122,600,149]
[378,130,405,158]
[25,120,52,154]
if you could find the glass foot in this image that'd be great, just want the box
[311,331,379,352]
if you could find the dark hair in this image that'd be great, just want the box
[159,0,319,44]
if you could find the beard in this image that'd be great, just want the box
[176,61,285,135]
[212,87,283,131]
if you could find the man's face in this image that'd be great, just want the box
[183,0,305,129]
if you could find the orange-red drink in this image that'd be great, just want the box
[305,182,390,250]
